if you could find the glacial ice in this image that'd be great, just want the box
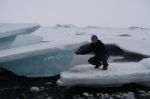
[0,36,16,50]
[0,23,150,78]
[140,58,150,69]
[0,23,40,50]
[0,48,74,77]
[0,23,40,38]
[9,34,43,48]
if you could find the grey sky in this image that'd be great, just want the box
[0,0,150,28]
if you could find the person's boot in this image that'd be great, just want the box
[94,62,102,68]
[94,65,99,68]
[102,66,108,70]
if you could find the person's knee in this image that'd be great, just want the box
[102,60,109,67]
[88,57,95,65]
[101,57,108,65]
[88,58,92,64]
[104,63,109,67]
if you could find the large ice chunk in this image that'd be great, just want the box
[0,47,74,77]
[0,42,74,63]
[0,36,16,50]
[0,23,40,38]
[0,23,40,50]
[9,34,43,48]
[57,60,150,87]
[0,41,83,77]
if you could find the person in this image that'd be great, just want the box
[75,35,109,70]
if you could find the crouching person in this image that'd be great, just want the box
[75,35,109,70]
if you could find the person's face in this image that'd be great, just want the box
[91,38,98,43]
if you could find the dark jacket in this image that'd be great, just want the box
[78,40,108,56]
[90,40,107,56]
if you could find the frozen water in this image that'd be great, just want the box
[9,34,43,48]
[0,24,150,77]
[0,41,82,63]
[33,27,150,57]
[0,36,82,77]
[0,23,40,50]
[140,58,150,69]
[0,36,16,50]
[57,58,150,86]
[0,48,74,77]
[114,39,150,57]
[0,23,40,38]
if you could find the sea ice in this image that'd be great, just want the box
[57,58,150,87]
[0,23,40,50]
[0,23,40,38]
[0,45,74,77]
[0,24,150,78]
[9,34,42,48]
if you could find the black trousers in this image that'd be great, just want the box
[88,55,109,67]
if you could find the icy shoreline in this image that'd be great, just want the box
[0,70,150,99]
[57,58,150,87]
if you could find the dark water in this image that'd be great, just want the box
[0,52,149,99]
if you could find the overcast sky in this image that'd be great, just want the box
[0,0,150,28]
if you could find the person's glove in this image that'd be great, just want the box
[75,51,81,55]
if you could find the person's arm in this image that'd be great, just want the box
[75,43,92,55]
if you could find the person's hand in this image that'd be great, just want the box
[75,51,80,55]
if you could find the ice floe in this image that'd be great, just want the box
[57,58,150,87]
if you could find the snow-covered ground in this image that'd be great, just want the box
[0,24,150,80]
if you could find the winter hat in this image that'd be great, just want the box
[91,35,98,40]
